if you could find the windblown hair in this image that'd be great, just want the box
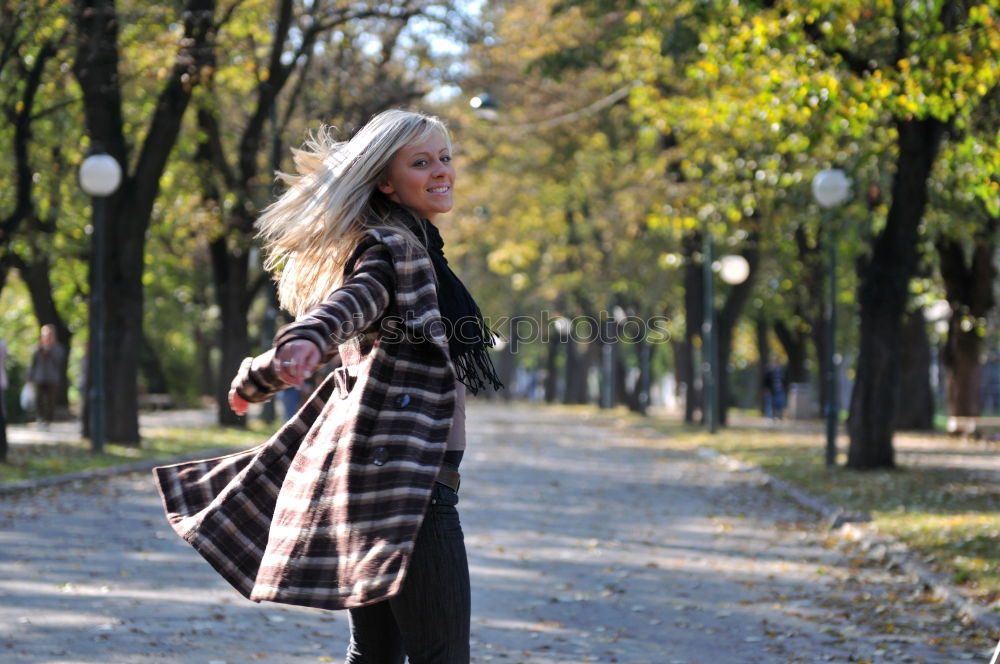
[256,109,451,316]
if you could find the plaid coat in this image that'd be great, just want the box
[153,226,456,610]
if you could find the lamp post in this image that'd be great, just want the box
[79,152,122,453]
[812,168,851,466]
[599,304,620,409]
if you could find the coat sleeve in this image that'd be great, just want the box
[232,243,396,403]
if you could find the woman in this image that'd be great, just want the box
[154,109,501,663]
[28,324,65,426]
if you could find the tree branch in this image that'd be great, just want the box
[130,0,216,220]
[893,0,908,63]
[1,36,63,239]
[215,0,250,31]
[196,105,238,191]
[73,0,129,163]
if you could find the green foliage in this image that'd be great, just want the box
[461,0,998,391]
[0,0,479,410]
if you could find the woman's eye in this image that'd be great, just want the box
[413,159,428,167]
[441,155,451,163]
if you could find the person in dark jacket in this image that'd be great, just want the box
[27,324,65,427]
[155,110,501,664]
[762,359,787,420]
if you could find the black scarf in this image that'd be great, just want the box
[415,218,504,395]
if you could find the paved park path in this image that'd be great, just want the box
[1,403,995,663]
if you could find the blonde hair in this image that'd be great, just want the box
[256,109,451,316]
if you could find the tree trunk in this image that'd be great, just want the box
[942,320,982,416]
[211,239,252,427]
[811,314,829,417]
[614,346,648,414]
[0,264,7,459]
[682,232,703,423]
[716,234,759,426]
[140,332,169,395]
[495,329,516,402]
[74,0,216,443]
[0,382,6,463]
[563,341,587,404]
[634,337,651,415]
[773,320,809,383]
[792,222,825,409]
[936,221,998,417]
[756,316,770,414]
[572,341,600,404]
[671,339,692,417]
[544,334,560,403]
[598,317,618,409]
[104,274,143,441]
[893,307,935,430]
[195,323,216,397]
[12,255,73,412]
[847,118,945,469]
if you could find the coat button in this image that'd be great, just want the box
[372,447,389,466]
[395,393,411,408]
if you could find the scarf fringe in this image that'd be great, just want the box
[453,346,504,396]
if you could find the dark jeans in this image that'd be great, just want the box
[345,481,470,664]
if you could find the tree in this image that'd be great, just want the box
[928,82,1000,418]
[73,0,217,443]
[0,1,78,422]
[458,0,686,410]
[192,0,463,426]
[557,0,998,465]
[936,218,998,416]
[818,2,1000,468]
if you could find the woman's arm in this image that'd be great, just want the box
[272,242,395,360]
[229,243,395,409]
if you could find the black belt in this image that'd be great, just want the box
[436,466,461,492]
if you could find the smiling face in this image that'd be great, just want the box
[377,129,455,221]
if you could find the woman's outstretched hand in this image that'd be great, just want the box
[273,339,320,388]
[228,389,249,417]
[227,341,320,416]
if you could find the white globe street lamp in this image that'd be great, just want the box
[79,154,122,197]
[812,168,851,466]
[717,254,751,286]
[812,168,851,208]
[469,93,499,122]
[79,152,122,453]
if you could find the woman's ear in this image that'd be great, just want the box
[377,178,395,195]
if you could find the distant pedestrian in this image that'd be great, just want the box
[27,324,65,427]
[154,109,502,663]
[762,359,787,420]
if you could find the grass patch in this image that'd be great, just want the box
[671,423,1000,606]
[0,421,278,484]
